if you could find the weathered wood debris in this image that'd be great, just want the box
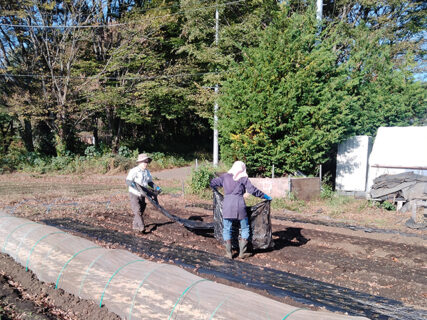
[370,172,427,201]
[370,172,427,228]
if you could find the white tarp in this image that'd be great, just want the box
[369,126,427,169]
[366,126,427,191]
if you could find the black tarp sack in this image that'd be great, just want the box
[212,188,274,250]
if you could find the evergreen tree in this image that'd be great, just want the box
[218,6,426,176]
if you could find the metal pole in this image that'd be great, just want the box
[316,0,323,21]
[213,4,219,167]
[213,88,219,167]
[317,2,323,183]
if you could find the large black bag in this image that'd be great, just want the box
[212,188,274,250]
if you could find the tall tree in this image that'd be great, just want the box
[218,5,426,176]
[0,0,100,154]
[178,0,280,117]
[78,0,211,153]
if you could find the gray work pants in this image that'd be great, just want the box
[129,193,146,231]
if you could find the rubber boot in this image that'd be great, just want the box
[225,240,232,259]
[238,239,251,259]
[133,214,145,233]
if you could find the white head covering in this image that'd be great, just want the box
[228,161,248,181]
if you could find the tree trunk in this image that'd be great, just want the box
[0,118,14,154]
[111,118,121,154]
[20,118,34,152]
[35,120,56,156]
[92,116,99,148]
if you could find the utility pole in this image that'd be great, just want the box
[316,0,323,21]
[213,3,219,167]
[317,0,323,184]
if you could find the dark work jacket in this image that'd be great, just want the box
[210,173,265,220]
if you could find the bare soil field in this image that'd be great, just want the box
[0,170,426,320]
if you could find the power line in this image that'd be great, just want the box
[0,0,212,18]
[0,71,220,81]
[9,0,214,17]
[0,0,246,29]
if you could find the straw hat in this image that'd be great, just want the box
[136,153,152,163]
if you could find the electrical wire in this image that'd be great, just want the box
[0,0,246,29]
[0,1,231,86]
[0,71,220,80]
[0,0,213,18]
[0,1,246,79]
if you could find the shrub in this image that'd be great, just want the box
[377,200,396,211]
[4,146,193,175]
[149,152,187,170]
[190,165,215,195]
[320,184,335,199]
[84,146,101,158]
[3,139,27,169]
[50,155,73,171]
[118,145,132,158]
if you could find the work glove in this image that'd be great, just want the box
[263,194,272,201]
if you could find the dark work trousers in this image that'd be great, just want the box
[129,193,146,231]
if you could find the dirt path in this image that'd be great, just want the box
[152,166,192,181]
[0,171,426,319]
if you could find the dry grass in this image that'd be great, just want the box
[0,172,418,233]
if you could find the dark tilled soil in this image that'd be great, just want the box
[0,171,426,320]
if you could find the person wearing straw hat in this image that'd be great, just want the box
[126,153,162,233]
[210,161,272,259]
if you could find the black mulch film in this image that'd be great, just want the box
[137,185,214,230]
[40,217,426,320]
[137,184,274,250]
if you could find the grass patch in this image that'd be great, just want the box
[245,196,306,213]
[327,194,354,209]
[3,150,192,175]
[161,185,184,195]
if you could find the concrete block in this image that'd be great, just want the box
[248,177,289,199]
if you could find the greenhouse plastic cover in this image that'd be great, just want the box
[0,212,369,320]
[369,126,427,169]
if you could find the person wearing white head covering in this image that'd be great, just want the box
[125,153,162,233]
[210,161,272,259]
[227,161,248,181]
